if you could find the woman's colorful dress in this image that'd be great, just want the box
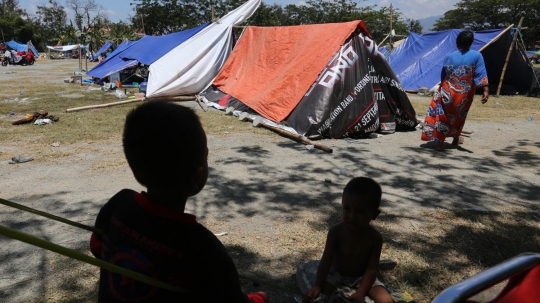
[421,49,488,142]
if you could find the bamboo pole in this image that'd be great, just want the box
[430,24,516,89]
[144,95,196,102]
[379,34,389,45]
[496,18,524,96]
[389,4,393,47]
[515,34,532,68]
[79,45,82,86]
[234,111,333,153]
[0,224,188,293]
[0,198,99,234]
[66,98,145,112]
[194,94,208,112]
[478,23,514,52]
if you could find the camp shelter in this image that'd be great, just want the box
[6,40,38,56]
[386,29,536,95]
[46,44,85,52]
[146,0,261,97]
[202,21,417,139]
[90,40,113,61]
[86,40,137,75]
[86,23,209,80]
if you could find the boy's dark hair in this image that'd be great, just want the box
[123,101,206,191]
[456,31,474,50]
[343,177,382,211]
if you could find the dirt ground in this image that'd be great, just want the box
[0,60,539,302]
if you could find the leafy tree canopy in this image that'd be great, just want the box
[433,0,540,48]
[130,0,422,42]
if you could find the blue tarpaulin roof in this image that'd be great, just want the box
[6,40,39,56]
[91,41,113,61]
[386,29,502,91]
[87,23,209,79]
[87,40,137,78]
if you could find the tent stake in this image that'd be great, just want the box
[496,17,524,96]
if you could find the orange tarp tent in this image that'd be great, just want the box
[213,21,371,122]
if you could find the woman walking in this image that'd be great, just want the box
[421,30,489,151]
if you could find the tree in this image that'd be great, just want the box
[129,0,420,45]
[34,0,67,48]
[130,0,191,35]
[0,0,35,43]
[433,0,540,48]
[406,18,423,34]
[65,0,106,35]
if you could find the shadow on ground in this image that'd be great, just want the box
[0,134,538,302]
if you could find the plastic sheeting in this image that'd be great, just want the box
[86,40,138,78]
[47,44,84,51]
[213,21,369,122]
[6,40,38,56]
[90,41,113,61]
[146,0,261,98]
[386,29,534,94]
[86,24,207,79]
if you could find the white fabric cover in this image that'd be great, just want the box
[47,45,84,51]
[146,0,260,98]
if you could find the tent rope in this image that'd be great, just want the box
[517,29,540,91]
[0,198,307,298]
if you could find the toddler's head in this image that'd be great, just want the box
[341,177,382,230]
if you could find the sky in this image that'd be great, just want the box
[20,0,459,23]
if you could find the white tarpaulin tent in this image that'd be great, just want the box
[146,0,260,98]
[46,44,85,51]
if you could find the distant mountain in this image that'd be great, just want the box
[417,15,443,33]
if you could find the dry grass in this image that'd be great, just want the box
[408,94,540,122]
[1,60,539,302]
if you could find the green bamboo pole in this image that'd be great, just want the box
[0,198,99,234]
[0,198,307,298]
[0,224,188,293]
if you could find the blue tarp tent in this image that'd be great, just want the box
[6,40,39,56]
[90,41,113,61]
[386,29,535,94]
[87,23,209,79]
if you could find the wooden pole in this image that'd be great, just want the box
[379,34,389,45]
[515,35,532,68]
[141,14,145,34]
[144,95,196,102]
[496,18,524,96]
[194,94,208,112]
[211,5,215,21]
[389,4,393,48]
[66,98,146,112]
[478,23,514,52]
[234,111,333,153]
